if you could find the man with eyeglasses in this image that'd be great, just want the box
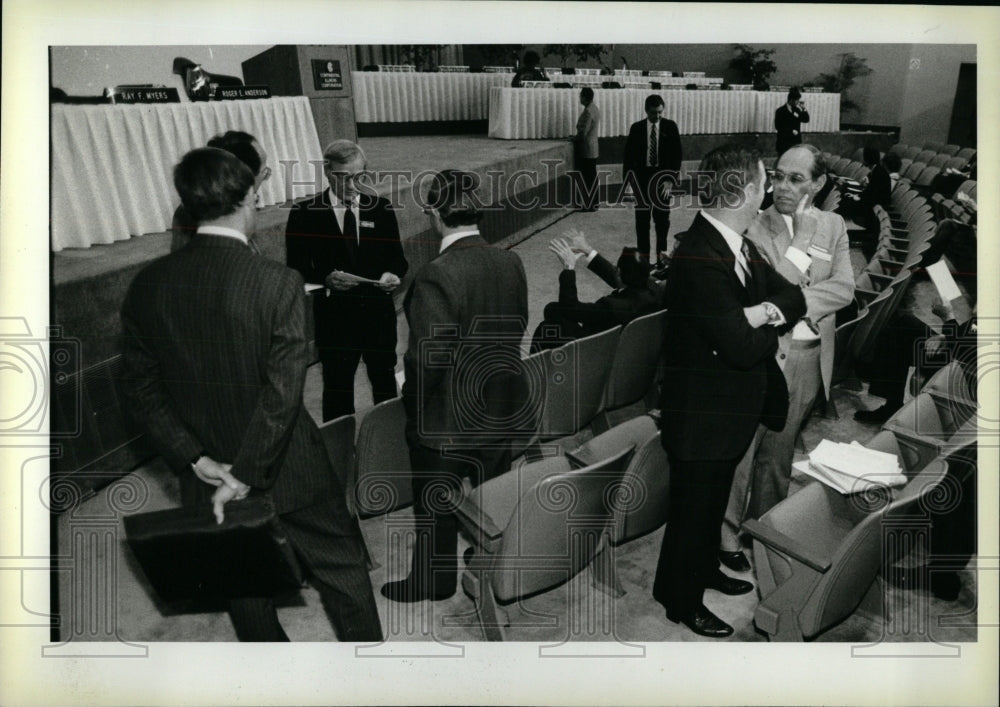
[171,130,272,252]
[717,144,854,574]
[286,140,408,421]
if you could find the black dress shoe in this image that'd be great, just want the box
[718,550,751,573]
[380,578,456,603]
[854,404,895,424]
[666,605,734,638]
[704,570,753,596]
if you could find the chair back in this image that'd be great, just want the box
[492,445,635,602]
[915,166,940,187]
[902,161,925,180]
[922,141,945,153]
[317,414,357,515]
[611,432,670,543]
[537,326,621,441]
[603,309,667,410]
[940,144,961,156]
[831,306,868,385]
[354,397,413,517]
[955,147,976,161]
[914,150,936,164]
[927,153,950,169]
[923,360,973,403]
[900,146,920,160]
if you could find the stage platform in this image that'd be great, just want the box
[51,129,893,476]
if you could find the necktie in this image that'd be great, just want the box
[343,203,358,245]
[739,240,753,287]
[648,123,657,167]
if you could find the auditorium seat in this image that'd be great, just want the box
[900,146,921,161]
[534,326,621,443]
[901,161,926,181]
[849,147,864,163]
[742,445,947,641]
[943,156,969,171]
[318,414,358,517]
[354,397,413,518]
[897,158,913,177]
[927,153,950,169]
[939,144,962,156]
[913,150,936,164]
[587,430,670,597]
[849,271,912,364]
[456,445,635,640]
[831,157,851,175]
[597,309,667,431]
[914,165,941,188]
[955,147,976,161]
[887,143,908,157]
[830,306,869,394]
[883,390,976,446]
[922,141,945,153]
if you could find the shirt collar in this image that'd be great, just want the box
[327,188,356,209]
[196,225,248,245]
[700,211,744,259]
[439,228,480,253]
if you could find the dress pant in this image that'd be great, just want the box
[180,478,382,642]
[573,154,599,209]
[631,167,671,258]
[653,454,743,615]
[405,443,512,595]
[318,290,399,421]
[720,339,823,551]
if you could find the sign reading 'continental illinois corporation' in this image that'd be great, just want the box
[312,60,344,90]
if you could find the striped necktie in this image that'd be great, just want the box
[739,240,753,287]
[648,122,657,167]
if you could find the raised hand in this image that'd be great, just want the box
[549,237,580,270]
[378,271,401,292]
[564,228,593,255]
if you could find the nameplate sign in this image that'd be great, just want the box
[106,87,180,104]
[213,85,272,100]
[312,59,344,90]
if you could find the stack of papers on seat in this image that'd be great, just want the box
[795,440,907,494]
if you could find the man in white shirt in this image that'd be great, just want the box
[572,87,601,211]
[718,144,855,572]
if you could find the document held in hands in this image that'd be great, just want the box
[926,260,963,303]
[797,439,907,495]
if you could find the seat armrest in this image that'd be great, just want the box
[453,485,504,546]
[564,449,591,470]
[741,519,833,573]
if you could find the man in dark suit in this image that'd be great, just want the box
[572,87,601,211]
[121,147,382,642]
[622,94,682,264]
[286,140,408,421]
[381,170,531,603]
[654,145,806,637]
[530,228,660,352]
[839,147,894,233]
[774,87,810,155]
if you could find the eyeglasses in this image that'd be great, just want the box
[326,168,371,185]
[770,171,811,186]
[259,165,272,181]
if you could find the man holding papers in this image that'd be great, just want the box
[719,144,855,574]
[286,140,408,421]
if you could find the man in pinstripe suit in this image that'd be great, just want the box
[122,147,382,642]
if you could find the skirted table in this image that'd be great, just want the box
[51,96,323,251]
[352,70,514,123]
[487,87,840,139]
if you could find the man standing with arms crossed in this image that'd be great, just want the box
[719,144,855,572]
[654,145,806,637]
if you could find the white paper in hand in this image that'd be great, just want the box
[926,260,962,303]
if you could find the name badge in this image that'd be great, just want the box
[360,220,375,229]
[807,244,832,261]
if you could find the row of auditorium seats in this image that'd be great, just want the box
[741,357,976,640]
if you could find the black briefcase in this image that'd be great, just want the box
[123,496,304,602]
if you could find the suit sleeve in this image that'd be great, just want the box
[229,270,310,489]
[623,123,638,174]
[799,109,810,125]
[120,288,203,472]
[402,267,457,431]
[587,253,623,289]
[378,199,408,279]
[759,254,807,325]
[801,219,855,323]
[674,257,783,371]
[285,201,327,285]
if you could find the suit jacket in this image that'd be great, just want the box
[746,206,855,397]
[285,191,407,346]
[622,117,682,176]
[859,164,892,212]
[402,234,530,449]
[775,104,810,154]
[660,213,806,461]
[557,254,661,335]
[121,235,336,515]
[575,102,601,159]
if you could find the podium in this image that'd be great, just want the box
[242,45,357,149]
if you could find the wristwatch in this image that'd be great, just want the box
[763,302,782,325]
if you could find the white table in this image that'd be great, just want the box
[352,71,513,122]
[487,87,840,139]
[51,97,323,251]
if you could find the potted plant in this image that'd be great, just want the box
[729,44,777,91]
[543,44,606,73]
[812,52,874,119]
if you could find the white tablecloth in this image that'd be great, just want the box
[352,71,513,122]
[488,88,840,139]
[51,97,323,251]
